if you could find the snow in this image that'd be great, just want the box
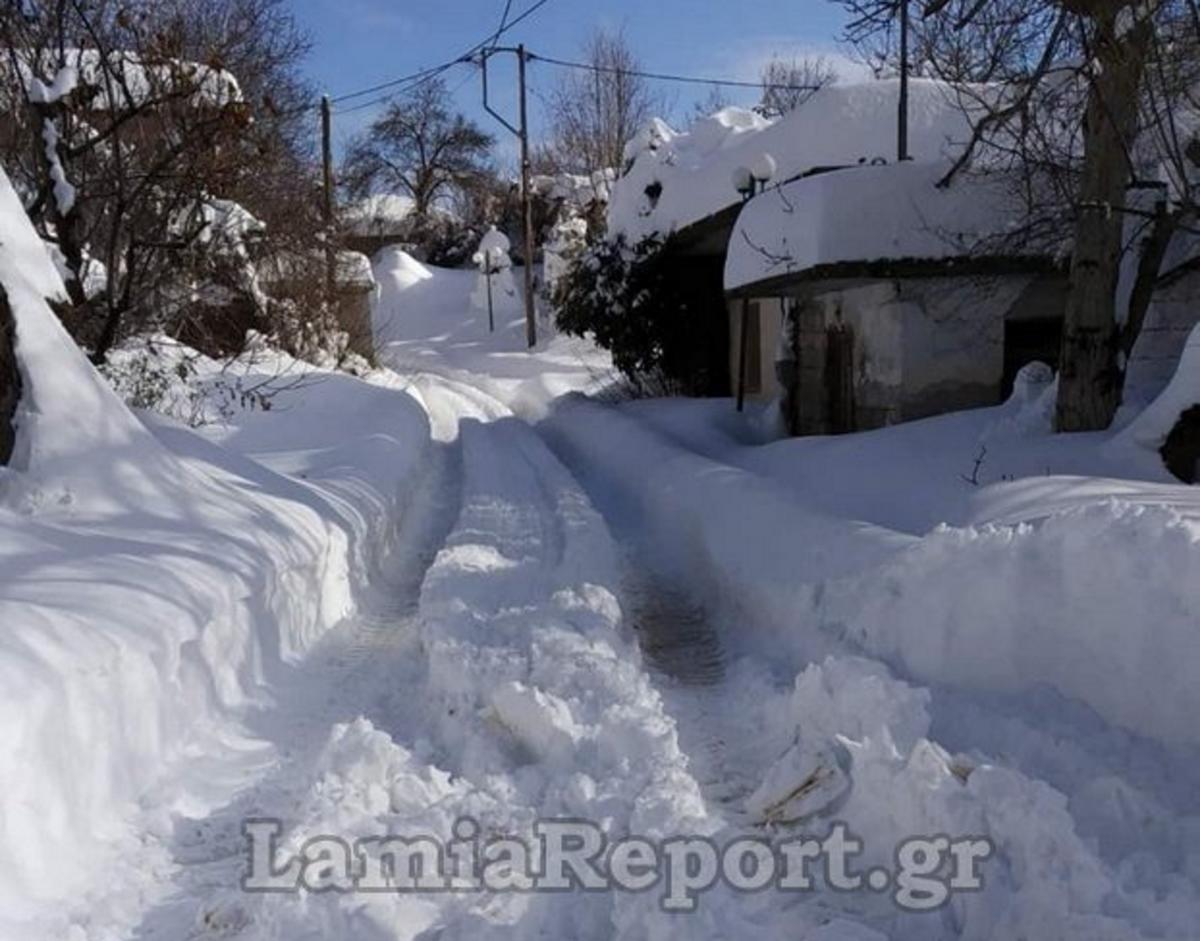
[724,160,1039,290]
[27,66,78,105]
[0,167,429,938]
[470,226,519,317]
[1119,322,1200,452]
[11,48,242,111]
[371,247,612,419]
[341,193,418,238]
[4,155,1200,941]
[609,79,981,243]
[540,380,1200,937]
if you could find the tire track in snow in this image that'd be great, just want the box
[130,373,489,940]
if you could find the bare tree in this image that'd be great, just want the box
[757,56,838,117]
[341,78,495,220]
[689,84,731,124]
[839,0,1200,431]
[542,28,663,176]
[0,0,321,362]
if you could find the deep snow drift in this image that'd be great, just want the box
[3,192,1200,941]
[0,167,430,939]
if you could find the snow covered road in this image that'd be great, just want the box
[6,234,1198,940]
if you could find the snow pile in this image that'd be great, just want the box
[826,499,1200,747]
[0,167,429,938]
[542,392,1200,938]
[1119,321,1200,452]
[372,247,614,417]
[610,79,980,242]
[725,160,1038,289]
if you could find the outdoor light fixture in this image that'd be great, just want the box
[750,152,777,187]
[735,154,777,200]
[732,165,755,200]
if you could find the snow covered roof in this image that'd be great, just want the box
[609,78,985,244]
[8,48,242,111]
[725,160,1046,292]
[531,170,615,207]
[341,194,418,238]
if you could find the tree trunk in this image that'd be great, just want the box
[0,284,21,465]
[1121,200,1179,361]
[1055,6,1153,432]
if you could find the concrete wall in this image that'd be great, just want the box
[1125,269,1200,409]
[776,273,1059,435]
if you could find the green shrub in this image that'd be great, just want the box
[553,234,711,396]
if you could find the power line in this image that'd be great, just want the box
[329,0,553,106]
[526,52,822,93]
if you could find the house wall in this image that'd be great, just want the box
[780,274,1060,435]
[727,296,786,402]
[1125,268,1200,409]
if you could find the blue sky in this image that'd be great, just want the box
[288,0,863,162]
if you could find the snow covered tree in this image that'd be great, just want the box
[0,0,322,361]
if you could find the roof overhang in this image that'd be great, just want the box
[726,254,1064,299]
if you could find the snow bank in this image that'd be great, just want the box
[826,499,1200,747]
[610,79,980,243]
[1119,322,1200,453]
[542,396,1200,938]
[0,169,430,938]
[540,395,915,661]
[542,393,1200,748]
[725,160,1036,290]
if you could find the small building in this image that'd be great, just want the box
[609,79,1200,437]
[724,160,1066,434]
[341,194,419,258]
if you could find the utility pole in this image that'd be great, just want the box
[481,45,537,348]
[897,0,910,162]
[321,95,336,305]
[517,45,537,349]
